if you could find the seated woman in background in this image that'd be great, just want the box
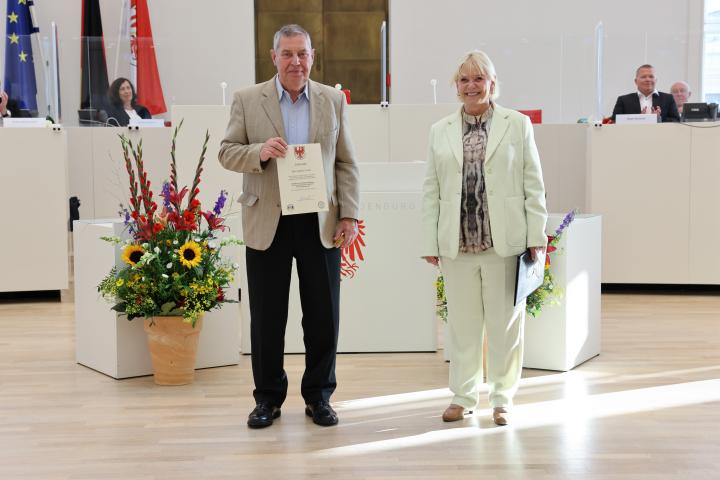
[102,77,151,126]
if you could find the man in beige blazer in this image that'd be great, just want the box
[219,24,360,429]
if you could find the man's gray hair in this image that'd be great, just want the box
[273,24,312,51]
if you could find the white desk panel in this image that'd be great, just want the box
[1,128,69,292]
[588,124,691,283]
[688,125,720,284]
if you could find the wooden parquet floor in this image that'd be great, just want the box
[1,293,719,479]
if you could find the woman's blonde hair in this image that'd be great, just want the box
[451,50,499,100]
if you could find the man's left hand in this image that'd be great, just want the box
[529,246,547,262]
[333,218,358,249]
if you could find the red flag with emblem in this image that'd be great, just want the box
[130,0,166,114]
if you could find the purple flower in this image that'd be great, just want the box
[160,181,172,210]
[118,206,131,226]
[213,190,228,216]
[554,209,576,237]
[117,206,136,236]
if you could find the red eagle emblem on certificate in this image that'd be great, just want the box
[340,220,366,280]
[294,146,305,160]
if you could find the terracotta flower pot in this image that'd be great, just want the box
[143,316,203,385]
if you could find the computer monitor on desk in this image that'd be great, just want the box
[681,103,718,122]
[78,108,102,126]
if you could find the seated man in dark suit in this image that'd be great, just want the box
[611,64,680,123]
[0,89,31,118]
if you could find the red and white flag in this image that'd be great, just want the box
[128,0,166,114]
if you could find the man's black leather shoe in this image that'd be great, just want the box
[305,400,339,426]
[247,402,281,428]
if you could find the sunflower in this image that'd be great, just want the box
[121,245,145,266]
[178,241,202,268]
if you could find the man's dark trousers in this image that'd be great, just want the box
[245,213,341,407]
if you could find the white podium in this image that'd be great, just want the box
[1,128,69,292]
[73,219,241,379]
[523,214,602,371]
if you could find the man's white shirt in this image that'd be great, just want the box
[638,89,658,113]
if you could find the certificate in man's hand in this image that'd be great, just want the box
[276,143,329,216]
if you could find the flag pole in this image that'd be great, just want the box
[113,0,128,80]
[28,0,47,116]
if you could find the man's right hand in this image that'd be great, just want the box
[422,256,439,267]
[0,91,8,116]
[259,137,288,162]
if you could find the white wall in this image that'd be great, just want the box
[389,0,699,123]
[1,0,255,124]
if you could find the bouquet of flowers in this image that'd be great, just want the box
[436,274,448,323]
[97,123,242,326]
[525,209,576,317]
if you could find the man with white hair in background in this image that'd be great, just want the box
[670,81,692,115]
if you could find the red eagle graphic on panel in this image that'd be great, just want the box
[340,219,366,279]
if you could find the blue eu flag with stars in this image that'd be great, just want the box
[4,0,39,113]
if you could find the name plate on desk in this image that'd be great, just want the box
[129,119,165,128]
[615,114,658,125]
[2,117,47,128]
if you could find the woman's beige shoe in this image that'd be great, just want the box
[493,407,509,426]
[442,404,470,422]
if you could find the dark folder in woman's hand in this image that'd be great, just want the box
[514,250,546,306]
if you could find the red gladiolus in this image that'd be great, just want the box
[153,223,163,234]
[189,199,201,211]
[216,287,224,302]
[183,210,195,222]
[169,186,189,206]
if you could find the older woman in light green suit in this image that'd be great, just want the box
[421,50,548,426]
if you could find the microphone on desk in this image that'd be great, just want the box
[220,82,228,106]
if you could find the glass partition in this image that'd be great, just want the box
[704,0,720,103]
[0,30,709,126]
